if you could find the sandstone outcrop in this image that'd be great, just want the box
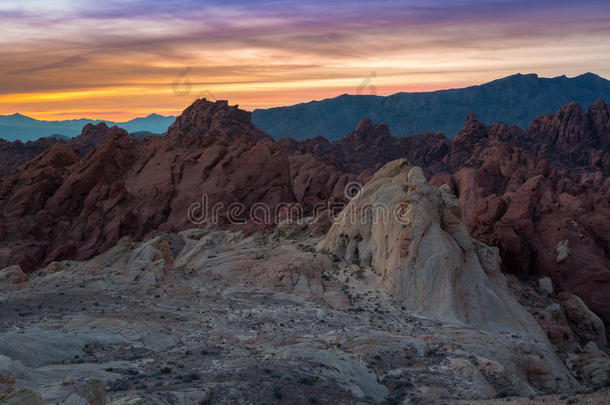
[0,123,149,176]
[0,137,60,175]
[0,216,589,403]
[318,159,577,392]
[319,160,544,335]
[558,292,607,350]
[287,154,356,211]
[280,101,610,337]
[279,118,450,176]
[68,122,130,157]
[0,99,294,272]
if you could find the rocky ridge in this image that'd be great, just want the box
[282,100,610,338]
[0,123,152,175]
[0,99,294,272]
[1,160,608,404]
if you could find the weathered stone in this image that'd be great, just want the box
[539,277,554,295]
[0,265,28,285]
[559,292,607,349]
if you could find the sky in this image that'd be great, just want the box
[1,0,610,120]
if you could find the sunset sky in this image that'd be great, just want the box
[1,0,610,121]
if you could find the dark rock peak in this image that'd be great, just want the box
[588,99,610,148]
[344,118,391,144]
[455,113,488,142]
[465,112,479,122]
[68,122,129,157]
[354,117,373,132]
[591,98,609,109]
[556,102,586,117]
[79,122,127,138]
[82,122,108,131]
[312,135,330,144]
[167,98,269,146]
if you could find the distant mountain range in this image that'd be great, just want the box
[251,72,610,140]
[0,113,175,142]
[4,73,610,143]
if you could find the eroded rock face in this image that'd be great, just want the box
[167,99,270,144]
[526,101,610,174]
[0,137,61,175]
[320,160,543,335]
[287,154,356,210]
[431,134,610,337]
[0,123,149,176]
[558,292,607,349]
[0,219,588,403]
[279,118,450,177]
[68,122,129,157]
[0,265,28,285]
[280,103,609,339]
[0,99,295,272]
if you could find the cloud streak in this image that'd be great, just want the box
[1,0,609,120]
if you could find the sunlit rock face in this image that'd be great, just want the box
[319,159,579,392]
[319,160,533,332]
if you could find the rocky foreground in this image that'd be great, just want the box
[1,160,608,404]
[1,99,608,340]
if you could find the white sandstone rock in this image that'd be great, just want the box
[319,160,549,335]
[318,159,577,392]
[556,239,569,263]
[539,277,553,295]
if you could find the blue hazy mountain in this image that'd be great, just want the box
[0,113,175,142]
[251,73,610,140]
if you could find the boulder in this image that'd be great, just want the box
[0,265,28,285]
[559,292,607,349]
[539,277,554,295]
[571,351,610,385]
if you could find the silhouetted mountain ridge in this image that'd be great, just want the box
[0,113,175,142]
[252,72,610,140]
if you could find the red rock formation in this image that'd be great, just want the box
[444,113,489,169]
[1,97,608,338]
[428,104,610,336]
[0,123,149,175]
[0,137,63,175]
[0,99,294,272]
[279,118,450,176]
[281,101,610,335]
[67,122,130,157]
[168,99,269,144]
[287,154,355,211]
[488,100,610,175]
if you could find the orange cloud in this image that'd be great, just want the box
[1,0,609,120]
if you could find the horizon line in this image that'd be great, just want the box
[2,71,607,123]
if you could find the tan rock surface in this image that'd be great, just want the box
[319,159,579,392]
[2,160,607,403]
[0,265,28,285]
